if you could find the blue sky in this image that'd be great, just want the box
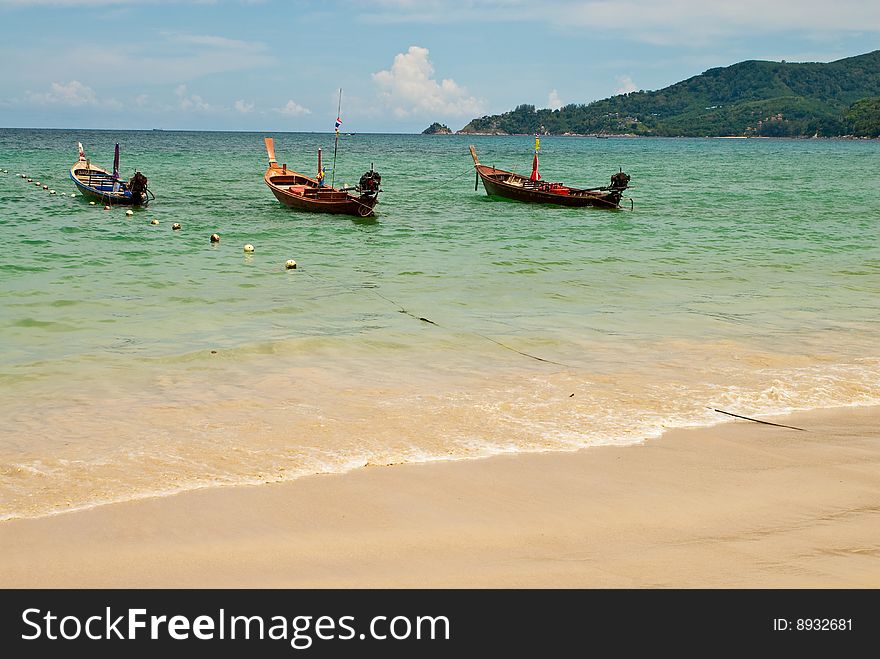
[1,0,878,132]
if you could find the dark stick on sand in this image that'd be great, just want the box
[714,408,807,431]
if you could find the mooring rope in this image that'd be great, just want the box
[367,289,574,368]
[298,269,575,368]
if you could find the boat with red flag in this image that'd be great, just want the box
[69,142,152,206]
[469,141,630,209]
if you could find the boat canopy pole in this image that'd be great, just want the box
[112,143,120,193]
[331,88,342,188]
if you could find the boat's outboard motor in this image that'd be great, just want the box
[358,169,382,197]
[610,170,630,191]
[129,171,149,204]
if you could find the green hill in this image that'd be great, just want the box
[422,122,453,134]
[459,51,880,137]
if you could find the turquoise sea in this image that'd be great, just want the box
[1,128,878,519]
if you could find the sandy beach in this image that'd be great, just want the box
[1,405,878,588]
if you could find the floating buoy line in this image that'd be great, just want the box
[6,167,571,367]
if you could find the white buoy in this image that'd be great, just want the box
[243,243,255,253]
[49,190,56,195]
[150,219,159,225]
[89,201,96,205]
[104,205,111,211]
[172,223,181,230]
[125,209,134,216]
[210,233,220,243]
[285,259,297,270]
[42,185,48,190]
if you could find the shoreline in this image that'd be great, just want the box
[0,397,870,524]
[1,404,878,588]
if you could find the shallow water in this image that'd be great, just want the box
[1,129,878,519]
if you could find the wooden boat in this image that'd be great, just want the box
[469,144,630,209]
[263,137,381,218]
[69,143,151,206]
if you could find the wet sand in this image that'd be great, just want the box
[1,405,878,588]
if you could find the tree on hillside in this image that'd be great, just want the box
[845,97,880,136]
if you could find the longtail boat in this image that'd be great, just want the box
[69,142,151,206]
[469,142,630,209]
[263,138,381,218]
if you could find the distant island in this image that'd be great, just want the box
[457,50,880,138]
[422,122,453,135]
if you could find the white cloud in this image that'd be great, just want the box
[175,84,215,111]
[355,2,880,44]
[19,80,122,110]
[372,45,484,118]
[1,0,135,5]
[566,2,880,47]
[16,34,274,89]
[234,99,254,113]
[1,1,235,5]
[547,89,563,110]
[25,80,97,106]
[615,75,637,94]
[274,100,311,116]
[162,32,267,52]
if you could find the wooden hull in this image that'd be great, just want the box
[475,164,623,208]
[468,145,628,210]
[264,167,378,217]
[69,162,148,206]
[477,166,621,208]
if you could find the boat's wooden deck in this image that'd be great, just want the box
[269,174,352,202]
[73,171,126,192]
[481,168,606,195]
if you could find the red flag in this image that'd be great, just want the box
[530,152,540,181]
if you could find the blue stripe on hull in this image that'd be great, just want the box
[70,172,145,205]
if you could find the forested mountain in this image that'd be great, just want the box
[459,51,880,137]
